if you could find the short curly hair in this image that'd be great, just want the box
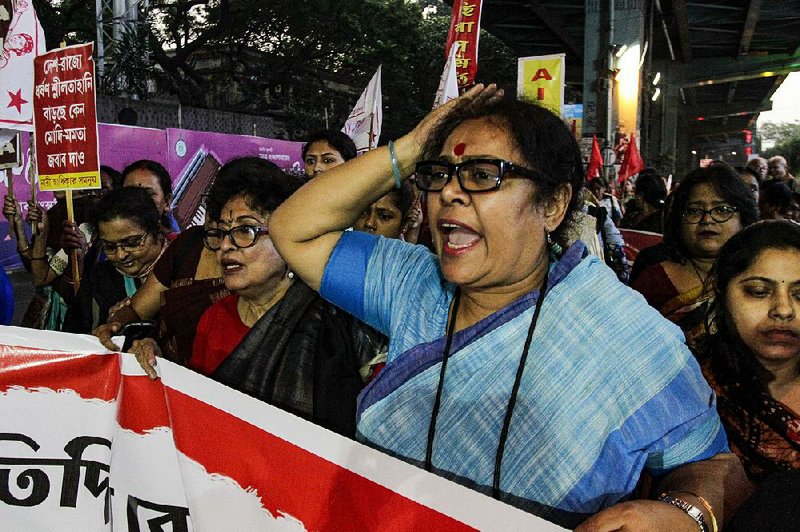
[205,157,304,221]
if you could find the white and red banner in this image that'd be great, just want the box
[0,327,564,531]
[342,65,382,154]
[0,0,46,144]
[445,0,483,89]
[32,42,100,191]
[433,45,460,109]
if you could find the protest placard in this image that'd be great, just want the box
[32,43,99,192]
[0,133,21,170]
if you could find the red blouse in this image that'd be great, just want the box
[189,293,249,375]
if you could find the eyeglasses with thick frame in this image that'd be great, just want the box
[414,158,540,193]
[101,233,149,255]
[203,225,270,251]
[681,205,738,224]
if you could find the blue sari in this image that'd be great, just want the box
[321,232,727,528]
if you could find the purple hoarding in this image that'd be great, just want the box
[165,129,302,228]
[2,126,303,270]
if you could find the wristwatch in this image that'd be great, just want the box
[658,492,709,532]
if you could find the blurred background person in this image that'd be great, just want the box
[768,155,796,190]
[353,180,416,240]
[621,168,668,234]
[2,191,96,330]
[735,166,761,203]
[759,180,792,221]
[302,130,357,179]
[122,159,180,234]
[787,191,800,223]
[588,176,622,226]
[747,156,768,182]
[100,165,123,194]
[631,163,759,346]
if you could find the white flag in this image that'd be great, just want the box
[433,45,460,109]
[342,65,382,153]
[0,0,46,144]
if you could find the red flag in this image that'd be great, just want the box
[445,0,484,88]
[618,133,644,183]
[585,134,602,182]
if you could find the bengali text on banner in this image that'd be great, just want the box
[0,327,564,531]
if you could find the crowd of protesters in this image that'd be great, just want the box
[3,86,800,530]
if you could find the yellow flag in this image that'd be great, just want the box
[516,54,565,116]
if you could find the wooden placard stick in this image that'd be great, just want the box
[4,169,13,240]
[54,40,80,294]
[65,188,80,294]
[28,137,37,236]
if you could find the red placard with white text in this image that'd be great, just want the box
[32,43,100,191]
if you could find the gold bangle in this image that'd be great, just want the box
[667,491,718,532]
[693,494,718,532]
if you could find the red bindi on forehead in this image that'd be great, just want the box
[453,143,467,156]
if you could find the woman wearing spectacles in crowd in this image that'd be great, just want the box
[62,187,167,333]
[130,158,381,437]
[270,86,749,529]
[631,163,759,347]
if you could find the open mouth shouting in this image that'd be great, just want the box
[438,219,481,257]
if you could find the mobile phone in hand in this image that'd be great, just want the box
[119,321,157,352]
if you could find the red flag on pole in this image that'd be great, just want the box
[585,135,602,182]
[445,0,484,89]
[618,133,645,183]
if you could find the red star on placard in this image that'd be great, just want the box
[7,89,28,114]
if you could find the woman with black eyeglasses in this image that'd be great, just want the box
[62,187,167,333]
[631,163,759,347]
[269,86,750,529]
[127,157,381,437]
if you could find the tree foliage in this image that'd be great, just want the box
[760,121,800,150]
[760,121,800,174]
[33,0,518,139]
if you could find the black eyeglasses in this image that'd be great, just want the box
[414,158,539,193]
[101,233,149,255]
[681,205,738,224]
[203,225,269,251]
